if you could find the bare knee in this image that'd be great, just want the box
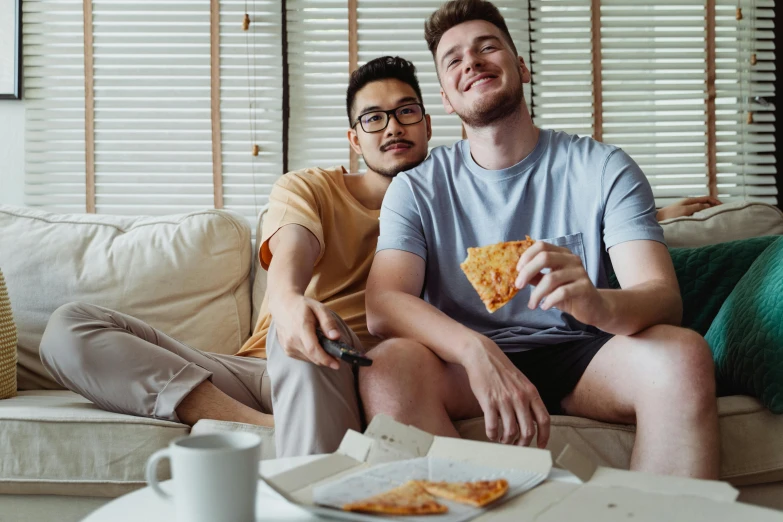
[359,339,445,420]
[641,326,716,409]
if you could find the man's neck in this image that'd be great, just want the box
[343,169,392,211]
[465,105,540,171]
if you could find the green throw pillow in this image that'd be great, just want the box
[608,236,778,334]
[705,236,783,413]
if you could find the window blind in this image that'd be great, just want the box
[23,0,776,213]
[714,0,776,204]
[23,0,283,220]
[286,0,351,172]
[219,0,284,221]
[89,0,214,215]
[531,0,776,206]
[23,0,87,212]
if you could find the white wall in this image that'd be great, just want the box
[0,100,25,207]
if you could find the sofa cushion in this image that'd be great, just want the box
[0,391,188,497]
[455,395,783,486]
[661,201,783,248]
[706,237,783,413]
[0,206,253,390]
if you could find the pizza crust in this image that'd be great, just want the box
[460,237,536,313]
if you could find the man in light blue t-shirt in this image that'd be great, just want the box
[360,0,719,480]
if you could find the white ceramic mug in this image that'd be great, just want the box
[145,432,262,522]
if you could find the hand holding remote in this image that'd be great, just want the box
[315,328,373,367]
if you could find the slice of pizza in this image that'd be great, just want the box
[415,479,509,508]
[460,237,536,313]
[342,480,448,515]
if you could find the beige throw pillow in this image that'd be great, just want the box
[0,268,18,399]
[0,206,252,390]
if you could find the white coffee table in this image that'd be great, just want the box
[81,454,326,521]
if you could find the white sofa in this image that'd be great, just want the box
[1,202,783,522]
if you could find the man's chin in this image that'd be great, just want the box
[458,91,524,128]
[365,156,425,178]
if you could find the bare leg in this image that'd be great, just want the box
[360,338,482,437]
[561,324,719,479]
[176,380,273,427]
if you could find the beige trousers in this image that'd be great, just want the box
[39,302,362,457]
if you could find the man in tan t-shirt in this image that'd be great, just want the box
[234,56,433,456]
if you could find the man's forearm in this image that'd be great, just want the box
[596,282,682,336]
[266,227,319,311]
[367,291,483,366]
[267,247,313,306]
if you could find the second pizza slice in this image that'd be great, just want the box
[342,480,448,515]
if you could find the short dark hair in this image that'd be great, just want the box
[425,0,517,60]
[346,56,424,125]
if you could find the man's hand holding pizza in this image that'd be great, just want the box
[514,241,610,327]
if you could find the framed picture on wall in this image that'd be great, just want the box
[0,0,22,99]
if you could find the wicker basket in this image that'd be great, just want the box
[0,268,17,399]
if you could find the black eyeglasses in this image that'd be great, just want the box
[352,103,425,133]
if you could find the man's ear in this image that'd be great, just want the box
[347,128,362,156]
[441,88,455,115]
[519,56,531,84]
[425,114,433,141]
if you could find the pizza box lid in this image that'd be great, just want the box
[261,415,782,521]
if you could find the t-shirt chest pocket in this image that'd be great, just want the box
[539,233,588,272]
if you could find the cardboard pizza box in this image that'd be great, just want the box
[262,415,783,521]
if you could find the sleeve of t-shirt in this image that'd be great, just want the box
[601,149,666,250]
[259,173,325,270]
[376,176,427,262]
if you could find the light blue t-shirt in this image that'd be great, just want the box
[376,129,666,351]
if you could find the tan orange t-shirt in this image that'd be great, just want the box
[236,166,381,359]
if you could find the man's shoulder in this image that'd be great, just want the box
[545,129,636,182]
[397,141,464,186]
[548,129,621,161]
[277,165,344,189]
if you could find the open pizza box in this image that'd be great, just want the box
[262,415,782,521]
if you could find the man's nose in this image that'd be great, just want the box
[463,49,483,74]
[385,114,405,137]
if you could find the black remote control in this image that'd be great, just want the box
[315,328,373,367]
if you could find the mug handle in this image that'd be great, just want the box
[145,448,173,501]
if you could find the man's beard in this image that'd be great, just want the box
[363,156,423,178]
[457,79,524,129]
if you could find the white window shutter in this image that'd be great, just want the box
[23,0,87,212]
[219,0,284,221]
[714,0,777,204]
[22,0,777,212]
[531,0,777,207]
[286,0,351,172]
[599,0,711,207]
[90,0,215,215]
[529,0,594,137]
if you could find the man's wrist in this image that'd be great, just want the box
[268,288,304,313]
[592,290,617,331]
[458,330,494,368]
